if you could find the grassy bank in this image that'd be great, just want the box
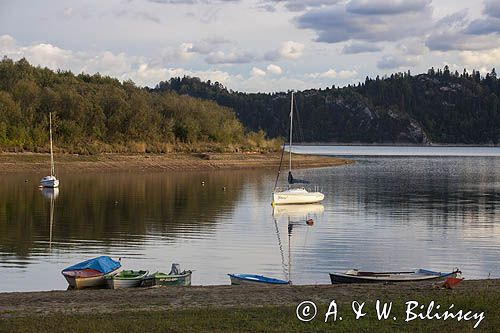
[0,152,352,174]
[0,280,498,332]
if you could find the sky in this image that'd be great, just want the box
[1,0,500,92]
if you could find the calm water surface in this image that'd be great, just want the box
[1,146,499,291]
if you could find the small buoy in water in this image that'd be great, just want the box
[201,181,205,186]
[222,186,226,191]
[306,218,314,226]
[114,201,119,205]
[24,179,28,183]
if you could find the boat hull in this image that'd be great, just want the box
[272,190,324,205]
[40,176,59,188]
[228,274,289,285]
[63,267,121,289]
[107,271,148,289]
[329,269,458,284]
[143,271,192,287]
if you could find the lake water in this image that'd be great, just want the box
[1,146,500,292]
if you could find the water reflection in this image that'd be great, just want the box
[273,204,324,221]
[271,204,324,283]
[0,172,247,261]
[41,188,58,249]
[0,154,499,291]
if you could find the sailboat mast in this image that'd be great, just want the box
[289,92,294,173]
[49,113,55,177]
[288,219,292,283]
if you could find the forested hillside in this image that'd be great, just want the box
[155,66,500,144]
[0,57,277,153]
[2,57,499,153]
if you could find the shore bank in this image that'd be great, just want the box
[0,280,498,332]
[0,152,352,174]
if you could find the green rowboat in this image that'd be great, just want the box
[143,270,192,287]
[106,270,148,289]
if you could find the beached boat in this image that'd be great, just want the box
[272,92,324,205]
[62,256,121,289]
[143,271,192,287]
[329,268,461,284]
[228,274,290,285]
[40,112,59,188]
[142,263,192,287]
[106,270,148,289]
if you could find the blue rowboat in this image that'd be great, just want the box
[329,268,461,284]
[228,274,290,285]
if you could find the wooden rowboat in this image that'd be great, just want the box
[329,268,461,284]
[228,274,290,285]
[142,270,192,287]
[106,270,149,289]
[63,267,121,289]
[62,256,121,289]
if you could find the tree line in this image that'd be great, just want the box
[0,57,279,154]
[156,66,500,144]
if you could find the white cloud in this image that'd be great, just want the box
[266,64,283,75]
[377,54,420,69]
[250,66,266,77]
[460,48,500,68]
[0,34,318,92]
[0,34,238,87]
[0,35,20,54]
[397,39,428,56]
[134,63,234,86]
[259,0,336,12]
[177,43,196,60]
[205,50,255,64]
[306,68,357,79]
[64,7,73,17]
[279,41,305,60]
[342,42,382,54]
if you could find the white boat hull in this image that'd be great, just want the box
[272,189,324,205]
[329,269,460,284]
[40,176,59,188]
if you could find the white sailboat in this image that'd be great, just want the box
[272,92,324,205]
[40,112,59,188]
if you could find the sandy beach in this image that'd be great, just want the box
[0,280,498,332]
[0,152,352,174]
[0,279,496,316]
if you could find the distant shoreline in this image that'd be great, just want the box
[0,152,353,174]
[292,143,500,147]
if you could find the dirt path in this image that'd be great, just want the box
[0,152,352,174]
[0,280,497,317]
